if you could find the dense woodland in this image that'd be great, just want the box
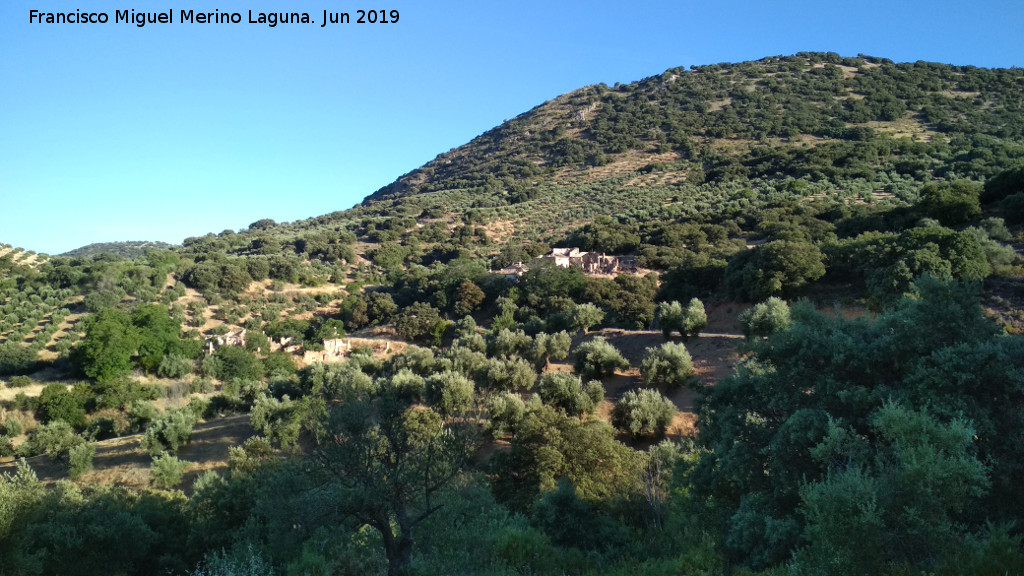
[2,53,1024,575]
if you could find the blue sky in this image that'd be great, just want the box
[1,0,1021,255]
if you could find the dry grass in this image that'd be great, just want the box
[0,414,255,494]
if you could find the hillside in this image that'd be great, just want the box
[61,240,175,259]
[357,53,1022,239]
[168,52,1024,322]
[2,53,1024,576]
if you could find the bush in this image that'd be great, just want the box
[487,392,526,437]
[612,389,677,438]
[128,400,160,432]
[3,417,23,437]
[157,354,195,378]
[85,416,124,440]
[228,436,276,476]
[573,337,629,380]
[1000,193,1024,224]
[68,442,96,479]
[212,346,263,381]
[394,302,448,344]
[151,453,189,489]
[640,342,697,388]
[190,377,215,394]
[425,371,475,416]
[479,356,538,392]
[739,297,792,338]
[656,299,706,340]
[537,372,604,416]
[301,361,376,400]
[17,420,84,459]
[141,408,197,456]
[36,382,87,429]
[6,375,33,388]
[250,394,302,449]
[383,368,427,402]
[724,240,826,301]
[0,342,37,376]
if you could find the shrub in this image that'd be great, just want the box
[187,397,211,419]
[151,453,189,489]
[383,368,426,403]
[425,371,475,416]
[17,420,84,459]
[6,375,33,388]
[85,416,124,440]
[487,392,526,437]
[250,394,301,449]
[573,337,629,380]
[724,240,826,301]
[612,389,677,438]
[128,400,160,432]
[301,361,376,400]
[157,354,195,378]
[537,372,604,416]
[141,408,197,456]
[68,442,96,479]
[656,298,706,340]
[228,436,276,476]
[190,377,215,394]
[739,297,792,338]
[3,417,23,437]
[0,342,37,376]
[213,346,263,381]
[480,356,538,392]
[394,302,447,344]
[569,303,605,334]
[640,342,697,388]
[36,382,87,429]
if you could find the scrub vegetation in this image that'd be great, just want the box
[2,53,1024,575]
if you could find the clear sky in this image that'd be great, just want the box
[1,0,1021,255]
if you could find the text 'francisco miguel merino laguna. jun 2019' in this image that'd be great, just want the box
[28,8,400,28]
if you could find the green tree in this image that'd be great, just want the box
[692,278,1024,570]
[394,302,446,344]
[74,308,139,381]
[738,297,791,338]
[527,331,572,369]
[68,442,97,479]
[454,280,485,316]
[792,403,989,574]
[640,342,697,388]
[569,303,605,334]
[315,402,468,576]
[612,389,677,438]
[573,337,629,380]
[0,343,37,376]
[724,240,826,301]
[141,408,197,456]
[36,382,87,429]
[212,346,263,381]
[425,371,475,416]
[479,356,537,393]
[683,298,707,338]
[132,304,195,374]
[151,453,190,489]
[17,420,84,460]
[918,180,982,226]
[537,372,604,416]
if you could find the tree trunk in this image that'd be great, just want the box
[384,506,416,576]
